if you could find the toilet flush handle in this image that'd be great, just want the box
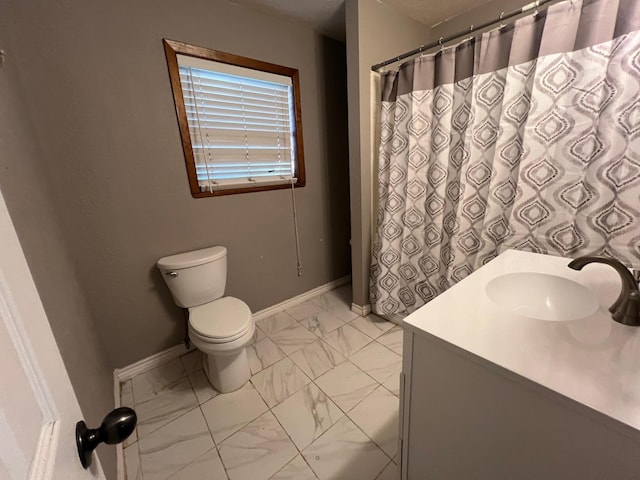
[166,271,178,278]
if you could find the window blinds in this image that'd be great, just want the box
[177,55,296,191]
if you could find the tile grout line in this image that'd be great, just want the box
[287,329,387,445]
[131,358,203,478]
[197,400,232,480]
[312,358,381,417]
[340,343,401,459]
[379,376,401,398]
[276,378,348,479]
[249,340,317,411]
[375,459,396,480]
[302,338,399,465]
[346,402,397,465]
[349,419,396,467]
[133,379,198,442]
[341,340,400,460]
[253,299,382,477]
[247,327,289,376]
[269,452,318,480]
[136,403,202,446]
[263,399,309,475]
[135,354,222,478]
[373,336,403,357]
[164,446,221,480]
[290,376,391,479]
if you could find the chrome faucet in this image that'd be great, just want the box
[568,256,640,326]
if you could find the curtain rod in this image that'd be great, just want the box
[371,0,557,72]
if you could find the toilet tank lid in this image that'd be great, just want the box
[157,246,227,270]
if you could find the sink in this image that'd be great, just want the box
[486,272,599,321]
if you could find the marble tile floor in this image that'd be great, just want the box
[122,285,402,480]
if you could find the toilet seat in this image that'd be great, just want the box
[189,296,252,343]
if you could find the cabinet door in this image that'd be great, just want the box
[404,332,640,479]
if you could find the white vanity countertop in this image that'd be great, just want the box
[404,249,640,432]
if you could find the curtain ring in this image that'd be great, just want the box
[499,12,505,29]
[533,0,539,16]
[438,37,444,51]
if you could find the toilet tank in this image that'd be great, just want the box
[157,246,227,308]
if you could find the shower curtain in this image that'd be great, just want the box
[370,0,640,316]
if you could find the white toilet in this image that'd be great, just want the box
[157,246,254,393]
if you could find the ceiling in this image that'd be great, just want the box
[230,0,494,41]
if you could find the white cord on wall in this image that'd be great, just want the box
[290,178,302,276]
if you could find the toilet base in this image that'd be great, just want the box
[203,348,251,393]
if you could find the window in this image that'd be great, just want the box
[163,39,305,197]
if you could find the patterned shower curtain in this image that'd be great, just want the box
[371,0,640,316]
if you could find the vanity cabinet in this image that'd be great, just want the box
[399,329,640,479]
[397,250,640,479]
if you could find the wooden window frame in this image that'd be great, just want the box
[163,39,306,198]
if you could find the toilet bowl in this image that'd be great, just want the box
[157,246,255,393]
[188,296,254,392]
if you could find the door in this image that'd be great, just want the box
[0,186,105,479]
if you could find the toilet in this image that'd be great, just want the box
[157,246,254,393]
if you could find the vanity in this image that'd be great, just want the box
[399,249,640,479]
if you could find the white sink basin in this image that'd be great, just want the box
[486,272,599,321]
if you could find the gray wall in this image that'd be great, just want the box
[345,0,431,308]
[429,0,538,42]
[0,46,117,479]
[427,0,527,42]
[0,0,351,368]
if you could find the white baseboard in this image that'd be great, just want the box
[114,274,351,384]
[252,275,351,323]
[351,303,371,316]
[115,344,189,383]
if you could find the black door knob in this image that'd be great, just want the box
[76,407,137,469]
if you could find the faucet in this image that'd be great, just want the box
[568,256,640,326]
